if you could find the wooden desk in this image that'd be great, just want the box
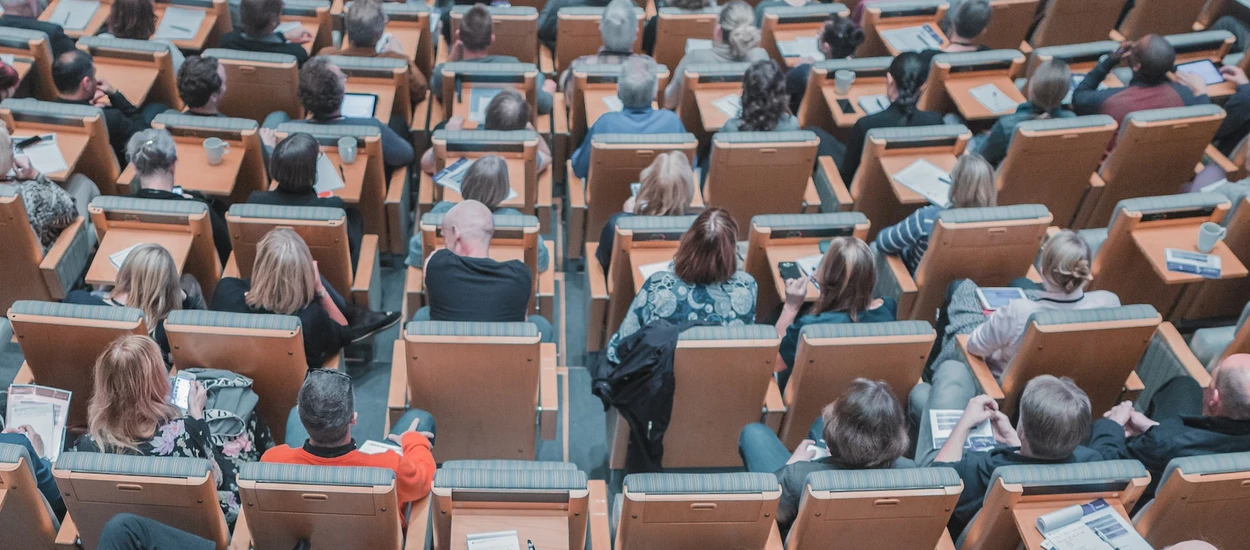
[1131,226,1249,284]
[823,81,890,129]
[344,79,396,125]
[1012,499,1135,550]
[881,153,958,205]
[39,0,111,39]
[117,137,245,198]
[765,242,822,301]
[628,248,678,293]
[773,29,816,68]
[583,89,616,129]
[319,148,365,204]
[154,4,217,51]
[880,23,948,57]
[438,156,528,210]
[449,513,569,550]
[279,18,320,55]
[93,62,158,106]
[10,127,88,183]
[693,87,740,132]
[387,23,423,65]
[86,228,192,285]
[945,76,1026,122]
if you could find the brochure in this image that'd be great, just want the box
[6,384,72,462]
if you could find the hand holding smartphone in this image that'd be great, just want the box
[172,372,196,411]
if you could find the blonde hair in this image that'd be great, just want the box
[1039,230,1093,293]
[718,0,760,59]
[87,335,180,453]
[949,153,997,209]
[246,228,318,315]
[112,244,182,329]
[1027,60,1072,114]
[635,151,693,216]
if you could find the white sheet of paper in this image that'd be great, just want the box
[857,94,890,115]
[468,87,504,123]
[968,83,1020,114]
[465,530,521,550]
[929,409,995,452]
[7,384,71,461]
[685,38,713,54]
[274,21,304,35]
[1043,522,1115,550]
[314,154,346,195]
[602,94,624,112]
[358,440,403,455]
[0,53,14,66]
[8,402,55,454]
[796,254,823,277]
[880,24,943,53]
[375,32,396,54]
[892,159,952,208]
[153,6,206,40]
[777,36,824,61]
[434,157,474,194]
[637,260,673,281]
[712,93,741,117]
[49,0,99,31]
[108,242,147,270]
[14,134,68,175]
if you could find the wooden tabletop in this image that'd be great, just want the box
[345,78,397,125]
[945,76,1027,121]
[766,242,823,301]
[86,228,193,285]
[1131,225,1249,284]
[279,17,320,55]
[154,4,217,51]
[880,22,948,57]
[40,0,110,39]
[823,81,890,128]
[386,23,423,65]
[320,148,365,204]
[93,62,157,107]
[118,136,245,198]
[773,28,818,68]
[693,87,740,132]
[1011,499,1135,550]
[628,247,678,293]
[880,153,959,205]
[437,156,527,209]
[11,127,88,183]
[449,513,570,550]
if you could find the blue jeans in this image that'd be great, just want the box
[285,406,436,447]
[411,306,554,343]
[738,418,824,474]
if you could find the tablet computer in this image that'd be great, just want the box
[1175,60,1224,86]
[341,92,379,118]
[975,287,1027,311]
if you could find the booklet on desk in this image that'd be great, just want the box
[109,242,150,270]
[314,154,346,196]
[969,83,1020,114]
[14,134,68,175]
[49,0,99,31]
[857,94,890,115]
[153,6,206,41]
[1165,249,1221,279]
[881,24,943,53]
[713,94,742,117]
[1037,498,1152,550]
[778,37,824,61]
[891,159,952,208]
[6,384,71,462]
[466,530,521,550]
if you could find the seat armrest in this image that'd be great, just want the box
[1135,322,1211,412]
[404,494,432,550]
[765,522,784,550]
[763,377,786,431]
[551,92,569,138]
[229,510,253,550]
[588,480,611,550]
[873,248,918,315]
[568,160,586,259]
[55,514,79,550]
[13,362,33,385]
[385,167,412,255]
[38,217,88,300]
[351,234,382,311]
[388,339,409,428]
[1205,144,1243,180]
[1123,370,1145,402]
[803,176,822,213]
[813,155,852,212]
[956,335,1005,401]
[539,342,558,440]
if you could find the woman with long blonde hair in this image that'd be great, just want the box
[595,151,695,272]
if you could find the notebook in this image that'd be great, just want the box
[712,94,742,117]
[314,154,346,196]
[857,94,890,115]
[880,24,944,53]
[777,36,824,61]
[891,159,952,208]
[152,6,206,41]
[48,0,99,31]
[968,83,1019,114]
[13,134,68,175]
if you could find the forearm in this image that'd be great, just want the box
[319,292,348,326]
[933,421,971,463]
[775,303,800,338]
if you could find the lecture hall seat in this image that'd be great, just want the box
[0,188,90,315]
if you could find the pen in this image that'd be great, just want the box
[170,24,194,33]
[527,540,536,550]
[938,176,952,185]
[337,164,346,182]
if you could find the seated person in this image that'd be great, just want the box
[917,0,990,67]
[0,425,62,518]
[261,57,415,170]
[431,5,556,115]
[538,0,611,49]
[604,207,757,363]
[249,132,363,264]
[875,153,997,274]
[912,368,1101,537]
[642,0,713,55]
[262,368,436,523]
[786,13,863,114]
[1093,353,1250,501]
[419,89,552,176]
[318,0,429,104]
[0,0,76,57]
[406,155,550,272]
[571,57,685,179]
[965,230,1119,379]
[664,0,769,109]
[1211,65,1250,157]
[595,150,693,272]
[837,51,944,183]
[1073,35,1209,127]
[776,237,897,390]
[0,60,18,101]
[176,56,228,117]
[721,59,800,132]
[123,129,232,264]
[103,0,185,71]
[974,60,1073,166]
[560,0,652,102]
[97,515,215,550]
[219,0,313,66]
[0,127,84,251]
[1212,15,1250,55]
[739,379,913,535]
[53,50,165,165]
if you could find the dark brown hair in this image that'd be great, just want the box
[738,59,789,131]
[811,236,876,319]
[177,56,222,108]
[820,14,863,58]
[298,57,344,118]
[107,0,157,40]
[673,208,738,285]
[270,133,319,194]
[241,0,284,37]
[458,5,494,52]
[822,379,909,469]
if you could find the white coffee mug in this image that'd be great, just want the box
[203,137,230,166]
[1197,221,1227,253]
[834,70,855,95]
[338,136,358,164]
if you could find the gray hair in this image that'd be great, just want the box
[1017,375,1091,460]
[617,57,657,109]
[297,370,355,445]
[126,129,178,177]
[600,0,638,52]
[345,0,388,48]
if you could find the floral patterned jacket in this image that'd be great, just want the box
[605,270,758,363]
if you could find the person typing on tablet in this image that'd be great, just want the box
[1072,36,1210,132]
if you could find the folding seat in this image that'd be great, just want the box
[328,55,413,128]
[76,36,182,110]
[675,61,751,146]
[759,4,850,67]
[1142,301,1248,389]
[387,321,560,462]
[1133,451,1250,549]
[53,454,228,550]
[957,460,1151,550]
[421,129,551,231]
[598,215,699,348]
[1028,0,1123,47]
[0,442,58,549]
[796,56,893,136]
[651,5,720,74]
[857,0,949,58]
[203,48,300,123]
[425,61,540,133]
[135,113,267,205]
[918,50,1026,120]
[1116,0,1209,41]
[995,116,1118,227]
[613,473,783,549]
[0,189,90,314]
[0,98,120,194]
[552,6,645,73]
[0,28,57,100]
[705,131,821,238]
[88,195,223,299]
[742,212,871,318]
[566,63,671,151]
[607,325,783,469]
[449,5,539,64]
[786,468,963,550]
[975,0,1038,51]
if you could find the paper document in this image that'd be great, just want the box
[857,94,890,115]
[14,134,68,175]
[929,409,996,452]
[314,154,346,196]
[466,530,521,550]
[358,440,402,455]
[49,0,99,31]
[968,83,1019,114]
[796,254,823,277]
[637,260,673,281]
[375,32,396,54]
[712,93,741,117]
[685,38,713,54]
[1165,248,1222,279]
[468,87,504,123]
[777,36,824,61]
[153,6,206,40]
[880,24,943,53]
[274,21,304,35]
[108,242,148,270]
[434,157,474,194]
[1038,498,1152,550]
[0,54,13,66]
[891,159,952,208]
[602,94,624,112]
[7,384,72,462]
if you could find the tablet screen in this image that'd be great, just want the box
[341,93,378,118]
[977,287,1027,310]
[1175,60,1224,86]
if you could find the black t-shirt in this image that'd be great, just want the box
[424,249,532,322]
[209,277,348,368]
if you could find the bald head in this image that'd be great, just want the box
[442,199,494,257]
[1164,541,1218,550]
[1208,353,1250,420]
[1130,35,1175,85]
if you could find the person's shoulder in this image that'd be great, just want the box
[260,444,300,463]
[63,289,106,305]
[1084,290,1121,307]
[729,270,757,287]
[1069,445,1104,463]
[214,277,250,294]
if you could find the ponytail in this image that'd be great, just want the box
[888,51,927,122]
[718,1,760,60]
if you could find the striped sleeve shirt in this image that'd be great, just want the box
[874,205,942,274]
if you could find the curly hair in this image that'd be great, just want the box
[177,56,223,109]
[298,57,345,118]
[737,60,789,132]
[107,0,157,40]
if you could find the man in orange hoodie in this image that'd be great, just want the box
[262,369,436,513]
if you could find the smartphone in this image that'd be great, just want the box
[975,287,1027,311]
[630,182,641,196]
[14,135,42,149]
[171,372,195,411]
[836,98,855,114]
[778,261,803,281]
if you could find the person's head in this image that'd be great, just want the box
[0,61,19,100]
[1129,35,1175,85]
[819,14,864,59]
[948,153,996,208]
[1016,375,1091,460]
[1164,543,1219,550]
[717,1,760,60]
[246,227,318,315]
[107,0,158,40]
[1204,354,1250,420]
[1026,59,1071,114]
[298,57,347,118]
[0,0,41,18]
[948,0,991,41]
[601,0,639,52]
[811,236,876,318]
[52,50,97,99]
[483,88,531,130]
[344,0,388,48]
[442,200,495,257]
[673,207,738,285]
[297,368,357,446]
[635,151,693,216]
[459,155,510,210]
[457,5,495,53]
[112,243,182,326]
[126,129,178,184]
[240,0,284,37]
[886,51,927,116]
[87,335,180,452]
[269,133,320,194]
[617,57,658,110]
[737,59,789,131]
[1038,230,1093,294]
[177,56,227,111]
[821,379,909,469]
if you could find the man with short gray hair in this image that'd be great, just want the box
[559,0,651,98]
[570,56,684,178]
[316,0,429,103]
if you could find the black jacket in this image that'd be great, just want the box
[1215,82,1250,155]
[218,32,309,66]
[839,102,944,184]
[134,187,232,265]
[56,92,146,165]
[1089,416,1250,501]
[248,189,364,265]
[0,15,75,57]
